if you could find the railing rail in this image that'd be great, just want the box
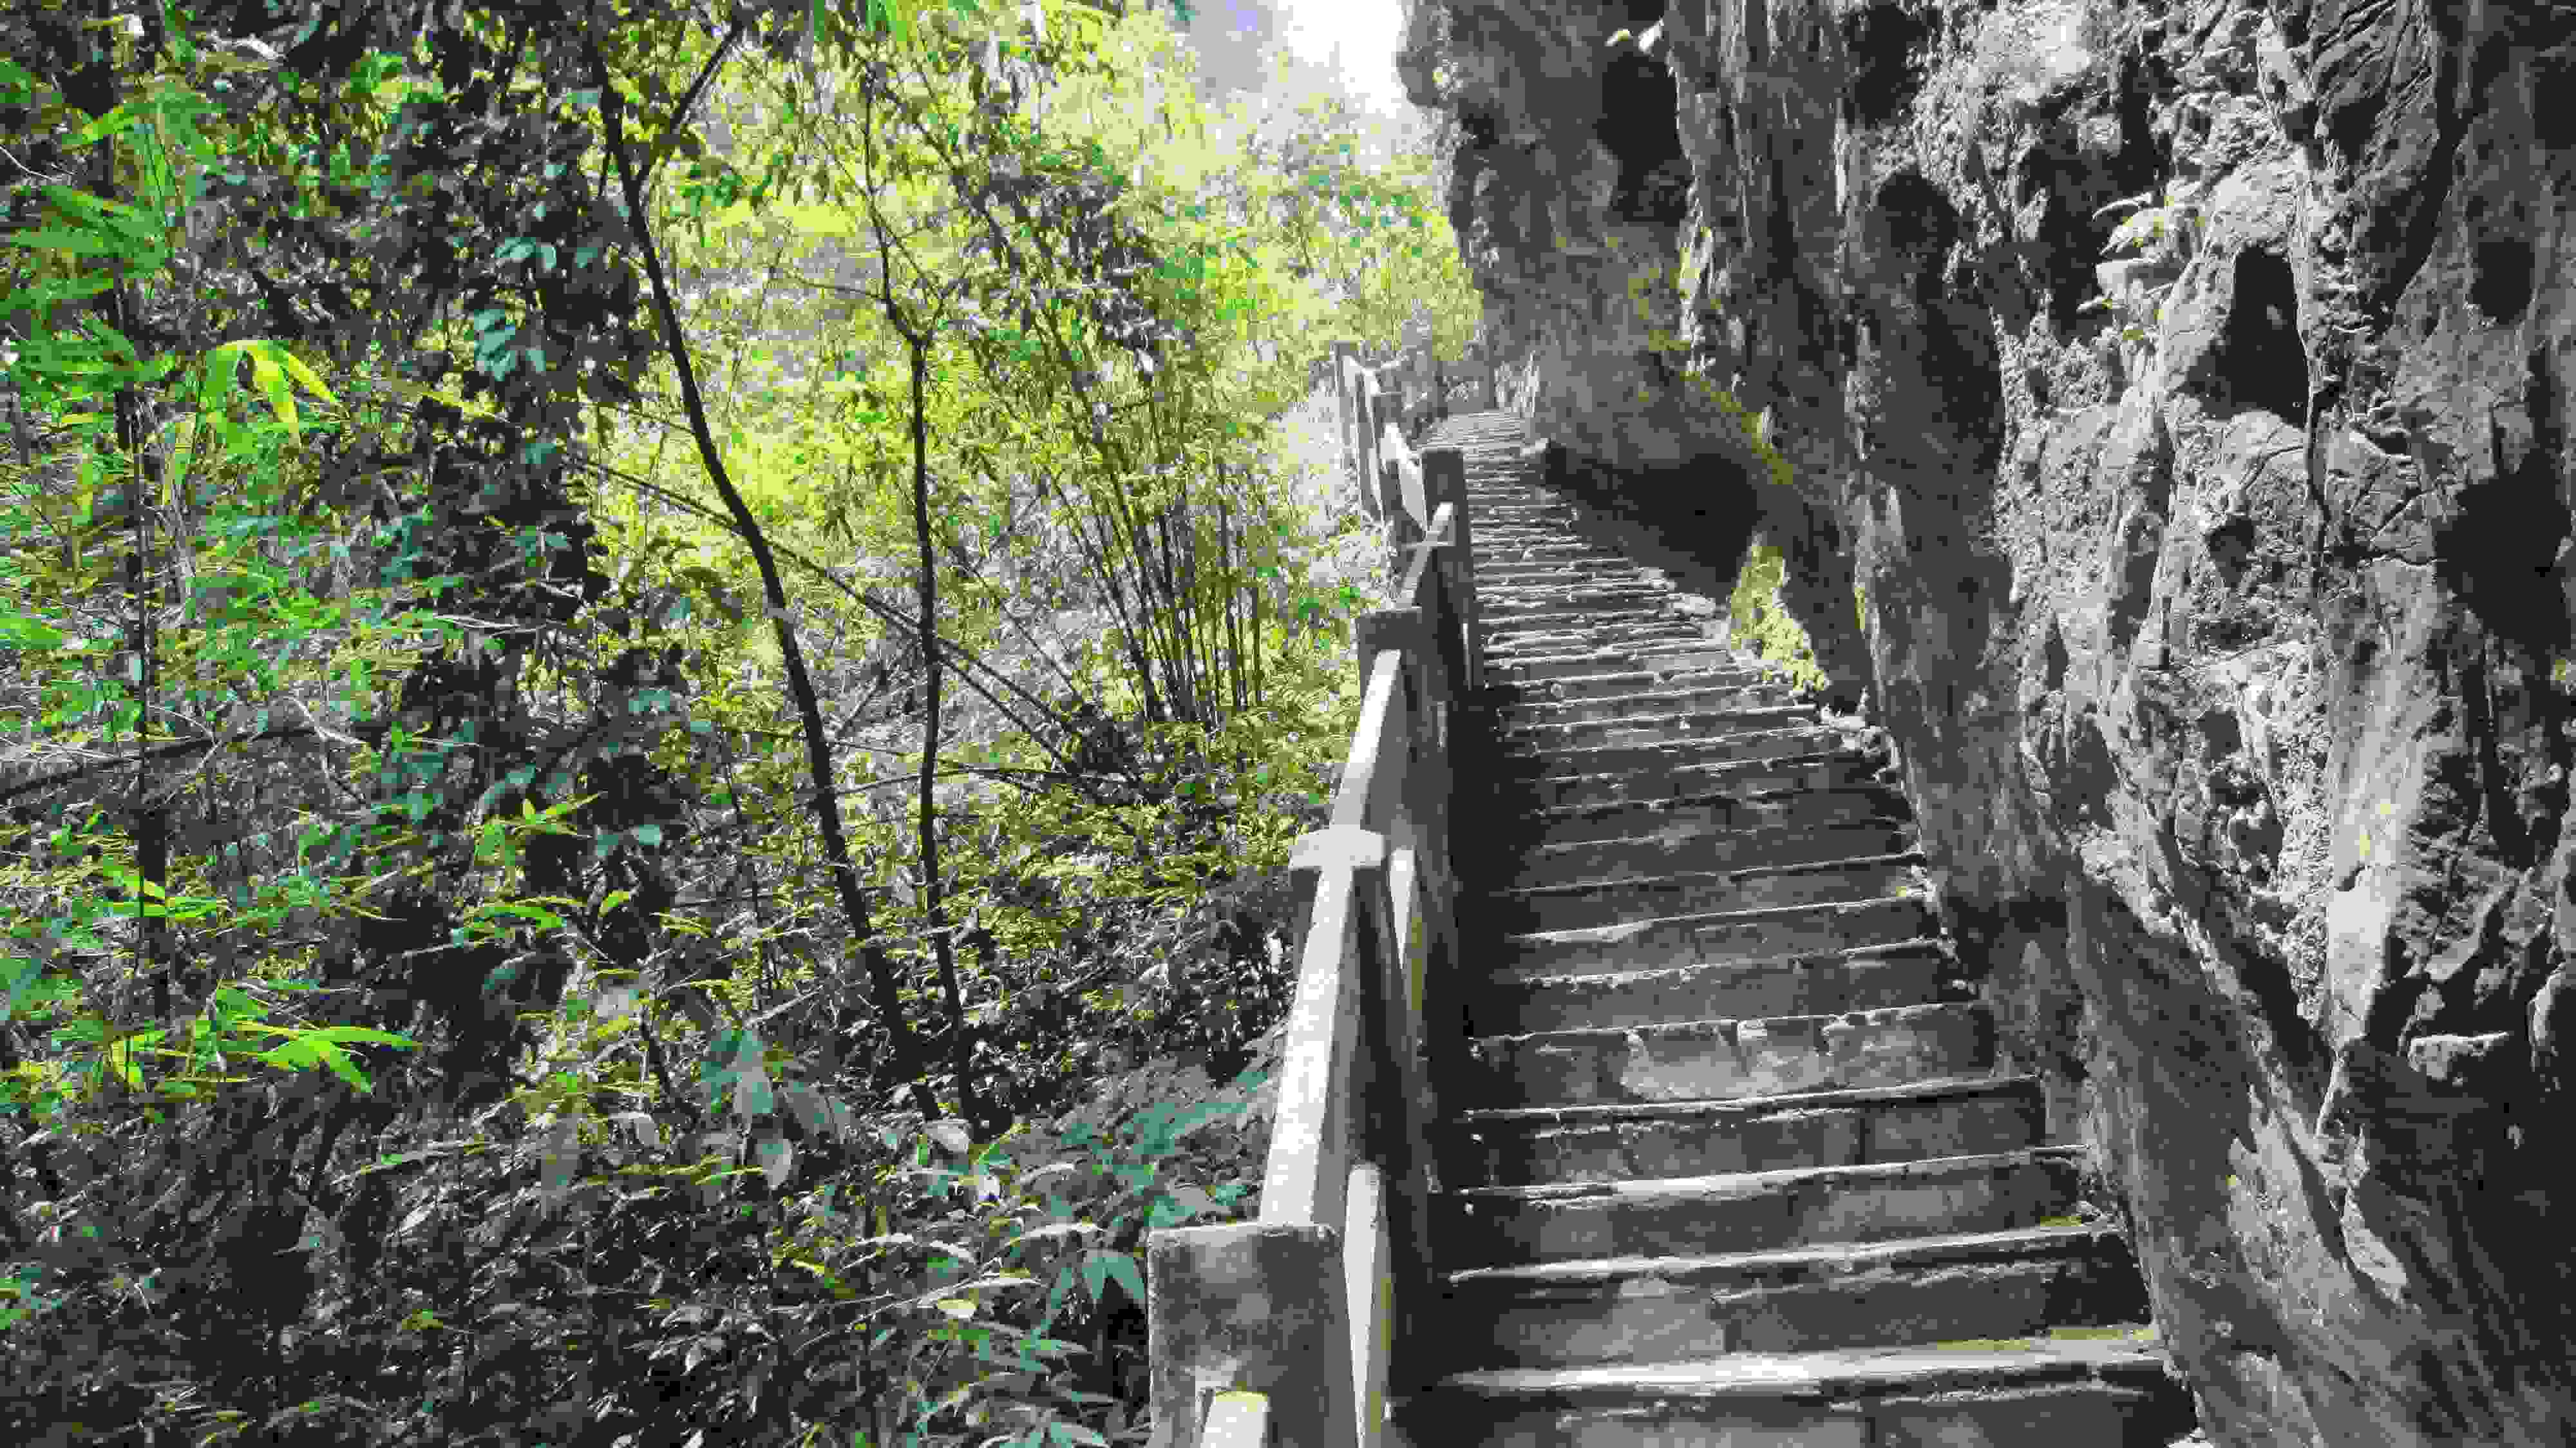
[1325,340,1501,526]
[1146,435,1481,1448]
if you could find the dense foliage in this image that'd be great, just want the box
[0,1,1479,1442]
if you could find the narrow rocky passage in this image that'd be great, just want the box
[1388,412,2197,1447]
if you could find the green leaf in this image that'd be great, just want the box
[1083,1248,1144,1309]
[0,225,135,260]
[0,614,67,651]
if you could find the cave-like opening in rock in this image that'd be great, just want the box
[1876,171,1960,305]
[2471,236,2535,323]
[2221,249,2307,421]
[1842,2,1933,128]
[1596,3,1685,227]
[2019,140,2123,332]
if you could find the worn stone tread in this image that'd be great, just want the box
[1497,894,1938,950]
[1430,1147,2094,1266]
[1482,728,1857,778]
[1442,1144,2090,1207]
[1497,849,1928,899]
[1413,1334,2172,1401]
[1445,1073,2037,1129]
[1482,827,1923,904]
[1442,1221,2127,1288]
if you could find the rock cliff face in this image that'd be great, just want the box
[1402,1,2576,1443]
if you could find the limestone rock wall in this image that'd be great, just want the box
[1406,1,2576,1442]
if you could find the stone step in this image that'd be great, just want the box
[1470,519,1584,533]
[1487,644,1756,682]
[1476,573,1666,598]
[1473,732,1875,799]
[1485,785,1911,855]
[1432,1224,2150,1368]
[1484,622,1714,654]
[1471,517,1596,533]
[1482,611,1702,645]
[1470,514,1577,528]
[1472,549,1636,571]
[1475,576,1658,601]
[1472,557,1636,580]
[1436,1076,2049,1188]
[1464,937,1953,1035]
[1489,895,1940,976]
[1475,750,1888,810]
[1481,661,1773,701]
[1473,596,1690,620]
[1474,820,1917,895]
[1475,568,1652,590]
[1387,1337,2195,1448]
[1484,851,1926,935]
[1490,679,1788,725]
[1459,1000,1992,1108]
[1473,569,1662,595]
[1485,727,1854,777]
[1497,703,1824,754]
[1432,1145,2093,1268]
[1475,544,1630,568]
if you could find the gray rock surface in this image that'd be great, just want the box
[1403,1,2576,1442]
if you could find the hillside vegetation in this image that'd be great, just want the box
[0,1,1480,1442]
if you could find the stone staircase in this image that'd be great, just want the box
[1387,415,2197,1447]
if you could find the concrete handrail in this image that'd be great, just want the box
[1148,448,1480,1448]
[1322,341,1499,522]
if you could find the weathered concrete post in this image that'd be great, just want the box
[1358,371,1385,524]
[1421,448,1480,694]
[1365,388,1397,517]
[1340,335,1381,520]
[1370,389,1409,578]
[1147,1221,1354,1448]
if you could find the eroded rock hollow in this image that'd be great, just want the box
[1400,1,2576,1442]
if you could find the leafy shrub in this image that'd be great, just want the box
[1727,542,1828,695]
[2078,180,2205,341]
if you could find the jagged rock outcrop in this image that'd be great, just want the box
[1401,1,2576,1443]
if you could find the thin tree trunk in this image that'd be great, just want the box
[593,40,940,1123]
[905,332,989,1136]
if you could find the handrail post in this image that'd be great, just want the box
[1148,1221,1353,1448]
[1361,380,1383,522]
[1368,389,1399,521]
[1333,340,1367,521]
[1421,448,1480,695]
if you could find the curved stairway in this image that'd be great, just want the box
[1387,413,2197,1447]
